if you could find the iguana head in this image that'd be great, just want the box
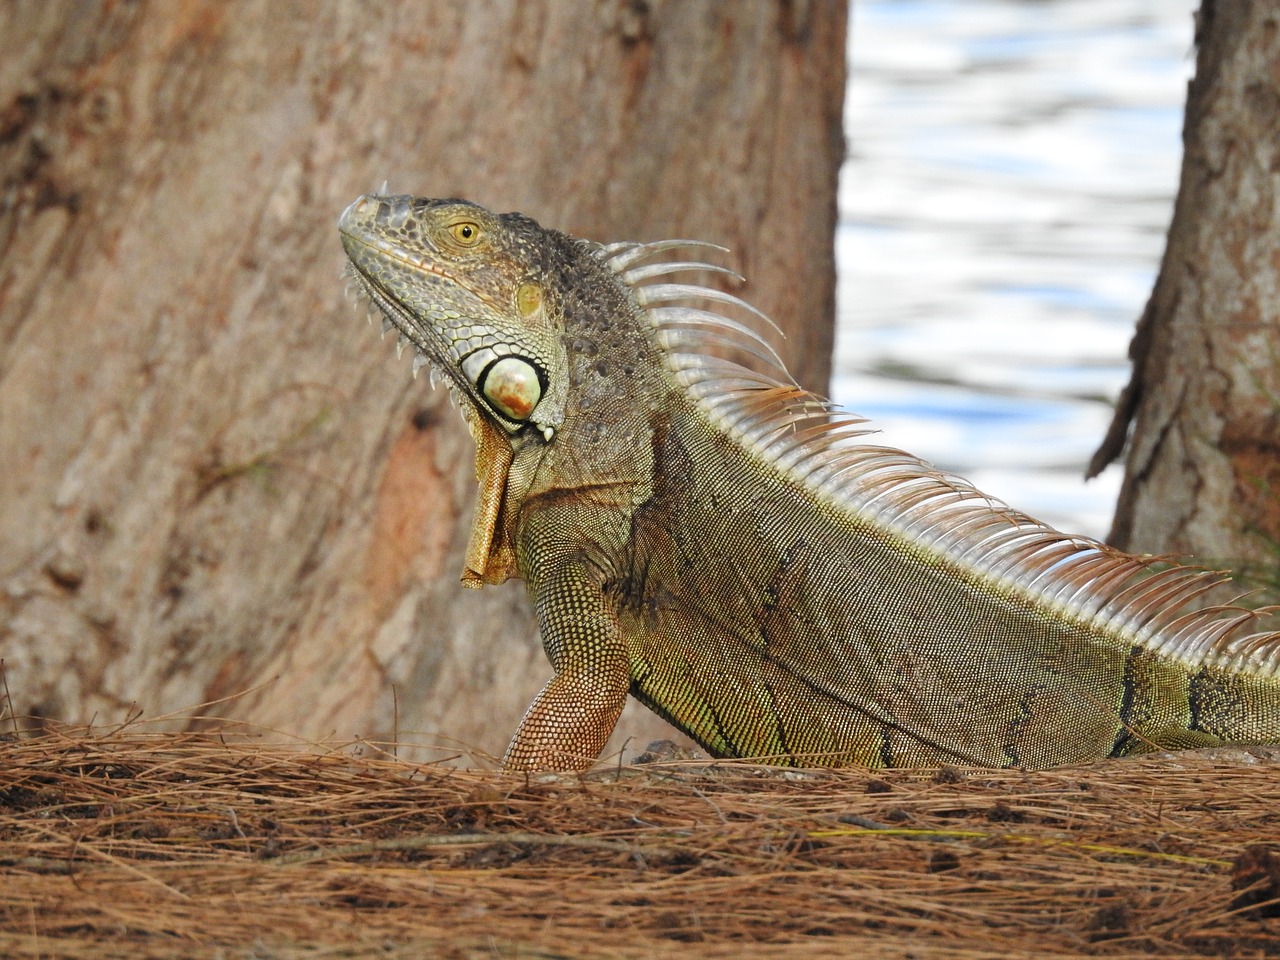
[339,193,783,585]
[339,194,569,444]
[341,194,590,585]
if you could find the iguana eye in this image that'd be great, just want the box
[448,221,482,246]
[479,356,543,422]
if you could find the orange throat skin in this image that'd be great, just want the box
[461,406,519,588]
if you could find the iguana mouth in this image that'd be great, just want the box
[340,194,564,441]
[340,198,473,402]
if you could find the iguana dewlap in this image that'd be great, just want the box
[338,193,1280,772]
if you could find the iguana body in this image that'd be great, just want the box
[338,194,1280,771]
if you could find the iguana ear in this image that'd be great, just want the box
[461,409,520,587]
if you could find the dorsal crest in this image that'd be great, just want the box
[600,239,1280,679]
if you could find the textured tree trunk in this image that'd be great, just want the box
[0,1,845,762]
[1091,1,1280,594]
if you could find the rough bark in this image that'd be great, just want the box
[1091,1,1280,593]
[0,0,846,761]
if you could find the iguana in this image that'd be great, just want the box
[338,193,1280,772]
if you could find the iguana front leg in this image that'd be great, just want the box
[502,556,632,771]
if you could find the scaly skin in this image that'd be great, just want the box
[339,194,1280,771]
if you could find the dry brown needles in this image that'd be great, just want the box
[2,724,1278,959]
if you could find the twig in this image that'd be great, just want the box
[272,831,673,866]
[808,826,1232,867]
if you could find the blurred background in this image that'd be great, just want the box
[2,0,1275,759]
[836,0,1195,538]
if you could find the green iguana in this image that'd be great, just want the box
[338,193,1280,772]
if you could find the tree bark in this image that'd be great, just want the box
[0,1,845,762]
[1091,0,1280,593]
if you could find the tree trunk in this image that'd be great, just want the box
[1091,0,1280,594]
[0,1,845,762]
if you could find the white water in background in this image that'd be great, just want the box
[833,0,1197,538]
